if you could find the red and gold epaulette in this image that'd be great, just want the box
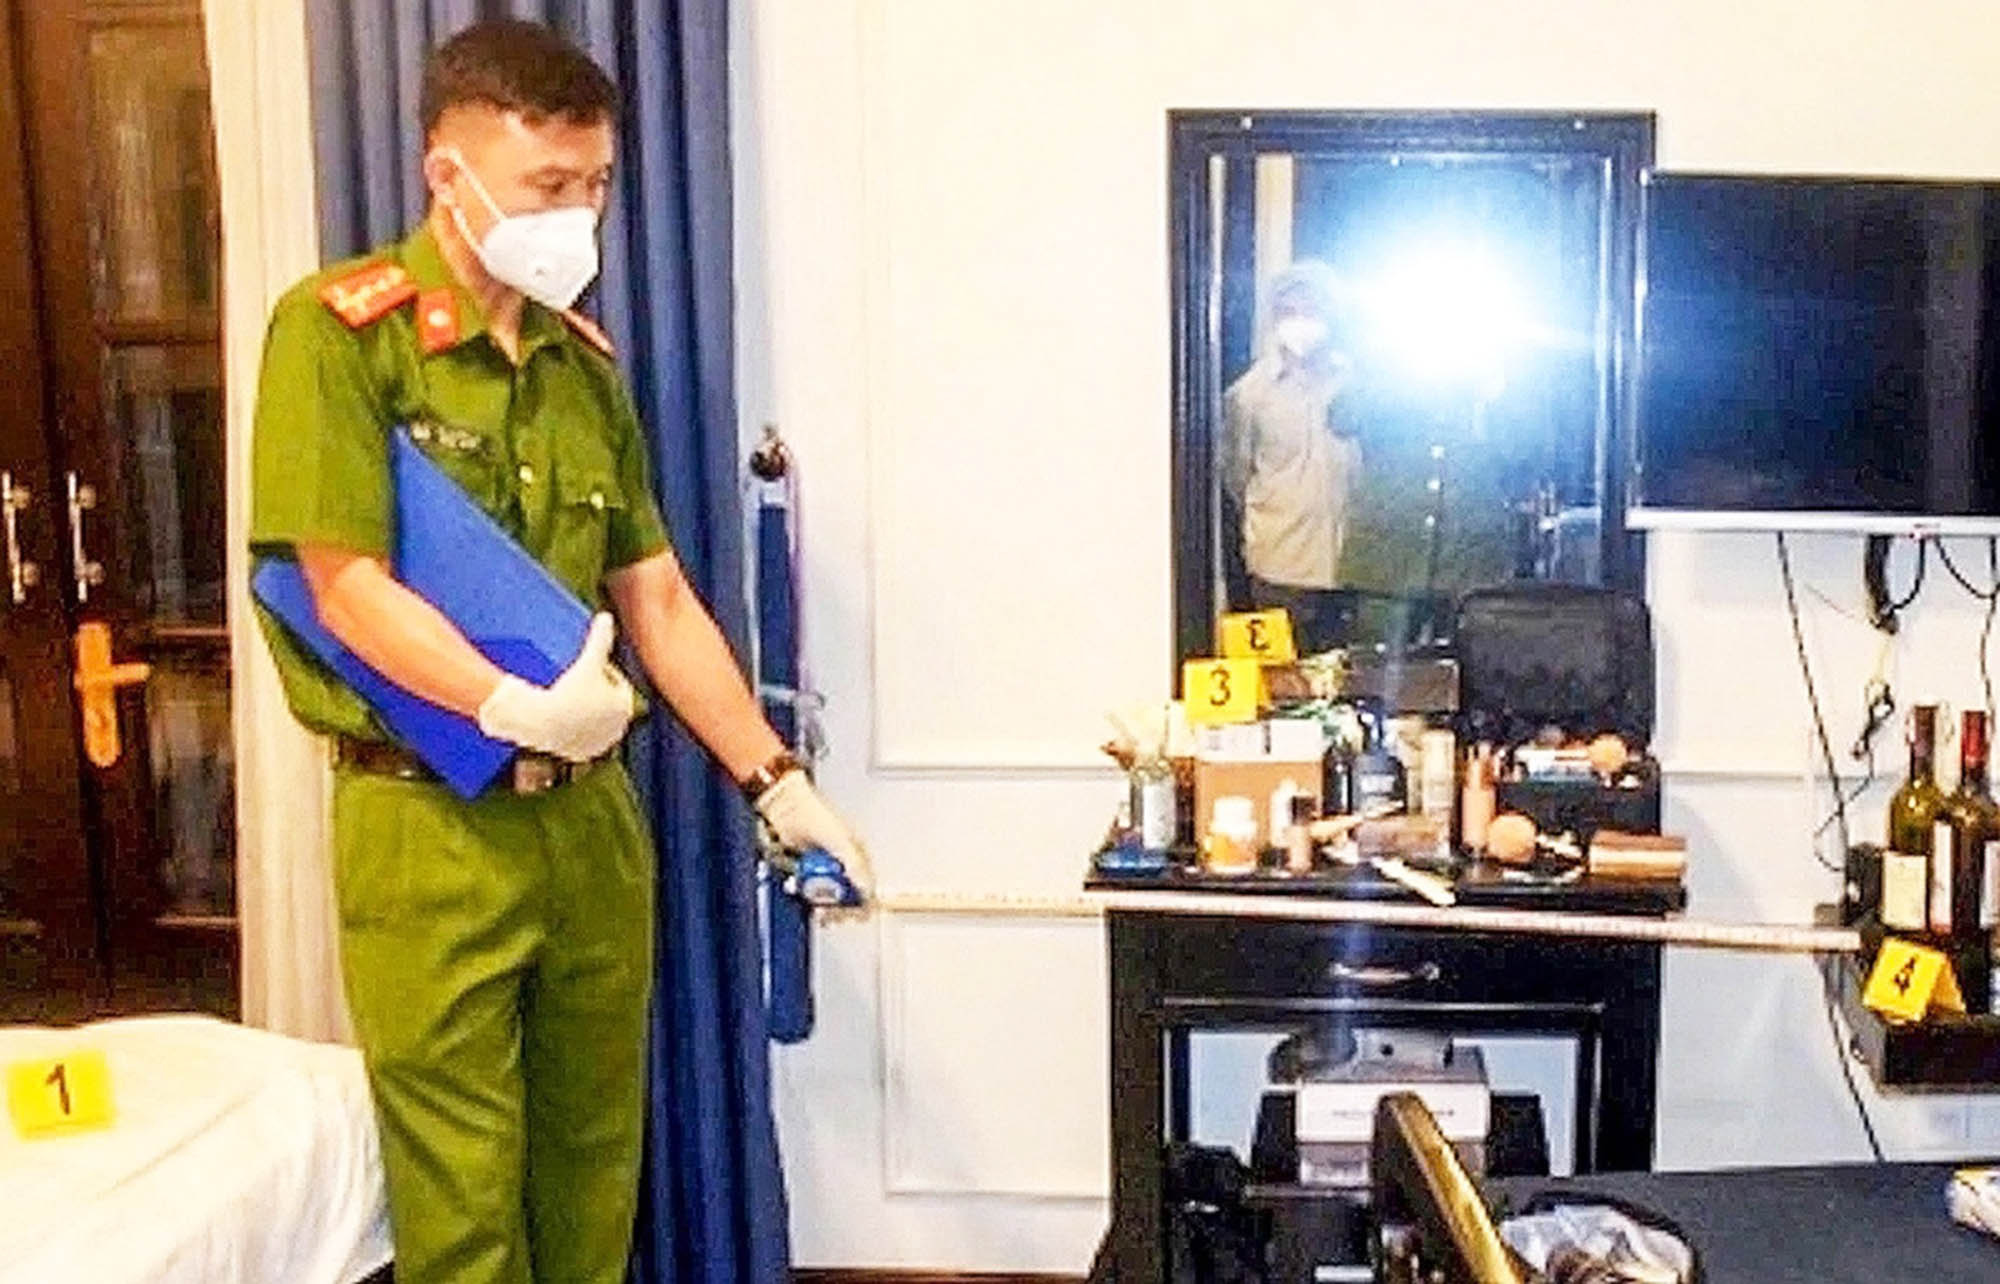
[319,262,418,328]
[559,308,616,358]
[415,288,459,353]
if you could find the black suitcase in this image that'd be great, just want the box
[1454,583,1661,841]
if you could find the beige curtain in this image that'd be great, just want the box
[204,0,349,1042]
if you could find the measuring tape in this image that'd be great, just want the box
[876,889,1861,956]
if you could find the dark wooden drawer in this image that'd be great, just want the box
[1144,914,1656,1008]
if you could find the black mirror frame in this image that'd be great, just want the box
[1167,109,1656,668]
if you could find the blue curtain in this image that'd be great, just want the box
[303,4,791,1282]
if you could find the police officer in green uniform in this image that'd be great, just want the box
[247,21,871,1284]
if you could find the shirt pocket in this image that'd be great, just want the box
[546,442,630,599]
[406,419,504,516]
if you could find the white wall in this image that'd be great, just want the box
[731,0,2000,1270]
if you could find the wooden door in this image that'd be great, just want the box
[0,0,102,1025]
[10,0,234,1018]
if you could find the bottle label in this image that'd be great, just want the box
[1985,839,2000,931]
[1882,849,1929,932]
[1933,822,1956,934]
[1357,770,1401,808]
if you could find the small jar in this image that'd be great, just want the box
[1204,795,1259,875]
[1283,794,1317,874]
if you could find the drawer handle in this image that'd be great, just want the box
[1328,960,1443,988]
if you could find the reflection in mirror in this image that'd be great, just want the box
[1180,117,1650,659]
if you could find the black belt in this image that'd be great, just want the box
[335,737,595,795]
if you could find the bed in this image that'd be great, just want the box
[0,1013,390,1284]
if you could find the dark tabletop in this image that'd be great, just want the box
[1496,1163,1999,1284]
[1086,858,1687,916]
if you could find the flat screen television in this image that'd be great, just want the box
[1631,172,2000,534]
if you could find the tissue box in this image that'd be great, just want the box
[1294,1047,1490,1188]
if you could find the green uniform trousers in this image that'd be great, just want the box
[333,757,655,1284]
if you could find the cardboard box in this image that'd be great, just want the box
[1194,758,1321,849]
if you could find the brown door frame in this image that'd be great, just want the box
[13,0,235,1013]
[0,0,102,1019]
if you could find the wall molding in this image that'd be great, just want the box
[878,909,1109,1200]
[852,0,1164,777]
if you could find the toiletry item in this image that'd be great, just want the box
[1351,709,1407,815]
[1129,752,1177,855]
[1487,812,1539,866]
[1284,794,1317,874]
[1460,743,1496,854]
[1586,733,1631,779]
[1418,728,1456,819]
[1205,795,1259,875]
[1268,778,1303,847]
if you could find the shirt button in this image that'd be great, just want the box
[589,490,606,511]
[517,464,536,486]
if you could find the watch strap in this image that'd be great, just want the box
[740,749,806,804]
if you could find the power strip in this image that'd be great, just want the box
[876,889,1862,956]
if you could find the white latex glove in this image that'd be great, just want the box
[754,770,874,906]
[476,613,635,762]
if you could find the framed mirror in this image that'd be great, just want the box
[1169,111,1654,664]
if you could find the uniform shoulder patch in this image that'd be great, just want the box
[319,262,418,328]
[559,308,616,358]
[415,288,459,354]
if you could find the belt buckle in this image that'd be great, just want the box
[512,755,562,795]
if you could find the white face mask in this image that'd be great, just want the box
[1275,315,1330,359]
[442,147,600,311]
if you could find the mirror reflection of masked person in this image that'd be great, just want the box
[1222,262,1361,652]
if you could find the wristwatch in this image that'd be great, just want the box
[738,749,806,803]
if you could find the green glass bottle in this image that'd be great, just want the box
[1882,704,1944,934]
[1932,710,1997,1011]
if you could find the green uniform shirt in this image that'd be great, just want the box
[249,223,672,740]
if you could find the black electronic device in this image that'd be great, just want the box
[1633,171,2000,534]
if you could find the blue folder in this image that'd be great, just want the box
[251,427,594,798]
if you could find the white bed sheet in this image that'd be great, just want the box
[0,1014,390,1284]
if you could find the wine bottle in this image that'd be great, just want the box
[1882,705,1943,934]
[1933,709,1998,1012]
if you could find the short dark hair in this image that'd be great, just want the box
[420,19,619,140]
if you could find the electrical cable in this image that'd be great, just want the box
[1824,991,1885,1162]
[1924,535,2000,723]
[1863,534,1926,632]
[1806,584,1869,627]
[1929,535,2000,602]
[1815,739,1876,841]
[1815,646,1896,841]
[1776,533,1850,870]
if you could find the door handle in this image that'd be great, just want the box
[66,471,104,604]
[2,472,40,605]
[1328,960,1444,988]
[73,621,150,768]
